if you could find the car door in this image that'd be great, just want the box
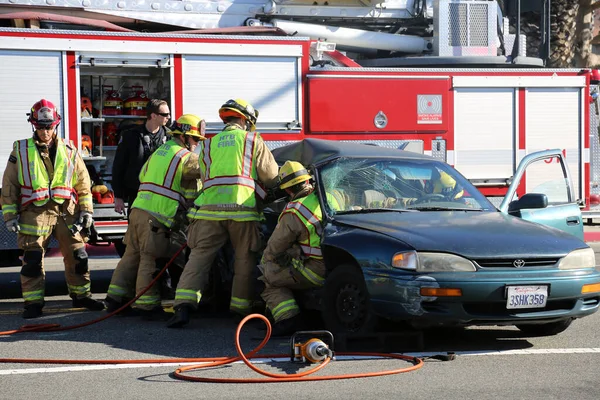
[499,149,583,240]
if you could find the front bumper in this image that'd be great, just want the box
[364,268,600,326]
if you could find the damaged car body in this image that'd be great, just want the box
[265,139,600,336]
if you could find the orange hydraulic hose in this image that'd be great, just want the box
[0,242,188,336]
[0,313,424,383]
[0,243,424,382]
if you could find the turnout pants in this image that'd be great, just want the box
[174,219,262,315]
[260,258,325,323]
[18,213,90,306]
[107,208,170,310]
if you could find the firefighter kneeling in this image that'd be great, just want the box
[259,161,326,336]
[0,99,104,318]
[105,114,204,320]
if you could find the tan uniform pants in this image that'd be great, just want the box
[107,209,170,310]
[174,219,262,315]
[260,258,325,322]
[18,212,89,306]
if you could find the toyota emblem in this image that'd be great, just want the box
[513,259,525,268]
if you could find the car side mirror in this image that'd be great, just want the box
[508,193,548,213]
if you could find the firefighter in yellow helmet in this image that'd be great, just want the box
[105,114,204,320]
[258,161,326,336]
[168,99,278,328]
[0,99,104,318]
[423,169,464,200]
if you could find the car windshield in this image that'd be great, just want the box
[319,157,496,214]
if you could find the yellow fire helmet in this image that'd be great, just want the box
[171,114,206,140]
[430,170,464,199]
[279,160,311,189]
[218,98,259,131]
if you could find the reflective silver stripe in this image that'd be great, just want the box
[164,148,189,188]
[300,245,323,257]
[202,138,212,177]
[139,183,184,203]
[255,182,266,199]
[64,145,76,185]
[242,131,256,177]
[21,189,50,205]
[203,176,256,189]
[51,188,73,199]
[18,140,31,187]
[287,202,323,236]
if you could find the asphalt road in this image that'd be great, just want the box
[0,244,599,399]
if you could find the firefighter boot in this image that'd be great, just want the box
[271,314,303,337]
[22,303,44,319]
[138,306,171,321]
[166,304,191,328]
[104,296,137,316]
[72,295,106,311]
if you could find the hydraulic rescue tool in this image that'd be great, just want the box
[290,330,335,363]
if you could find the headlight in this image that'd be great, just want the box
[417,252,476,272]
[558,248,596,270]
[391,251,476,272]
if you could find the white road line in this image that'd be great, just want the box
[1,348,600,375]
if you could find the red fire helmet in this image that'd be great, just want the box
[27,99,61,129]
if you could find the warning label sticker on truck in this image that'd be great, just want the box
[417,95,443,124]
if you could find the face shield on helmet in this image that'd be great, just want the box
[278,160,311,190]
[170,114,206,141]
[27,99,61,130]
[218,99,259,131]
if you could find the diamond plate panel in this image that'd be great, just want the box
[590,88,600,196]
[434,0,497,57]
[468,4,489,47]
[431,139,446,161]
[449,3,469,47]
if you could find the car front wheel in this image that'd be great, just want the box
[515,318,573,336]
[321,263,376,334]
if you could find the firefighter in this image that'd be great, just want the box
[0,99,104,318]
[366,169,464,209]
[167,99,279,328]
[259,161,325,336]
[105,114,204,320]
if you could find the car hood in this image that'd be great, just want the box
[331,211,586,258]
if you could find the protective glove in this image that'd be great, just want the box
[5,219,20,233]
[78,211,94,229]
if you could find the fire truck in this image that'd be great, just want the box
[0,0,599,255]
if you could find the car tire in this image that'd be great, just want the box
[113,239,126,258]
[515,318,573,336]
[321,263,377,334]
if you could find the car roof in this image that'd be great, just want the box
[271,138,434,167]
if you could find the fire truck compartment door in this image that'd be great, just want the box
[307,76,450,133]
[182,54,302,133]
[525,88,583,203]
[453,88,515,180]
[500,149,583,240]
[0,50,64,185]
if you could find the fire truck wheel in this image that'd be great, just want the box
[321,263,377,334]
[113,239,126,258]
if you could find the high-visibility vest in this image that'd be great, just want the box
[15,138,77,207]
[280,192,323,260]
[131,139,192,228]
[188,126,266,221]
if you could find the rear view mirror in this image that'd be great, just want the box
[508,193,548,213]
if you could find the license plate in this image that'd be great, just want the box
[506,285,548,309]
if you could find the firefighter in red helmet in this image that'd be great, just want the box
[0,99,105,318]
